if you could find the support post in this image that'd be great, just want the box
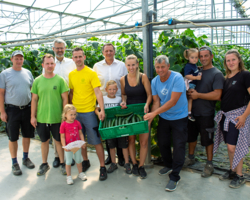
[27,8,31,39]
[59,13,62,36]
[211,0,213,44]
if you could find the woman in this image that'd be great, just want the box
[120,54,152,179]
[213,49,250,189]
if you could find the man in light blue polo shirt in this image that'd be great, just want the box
[144,55,188,192]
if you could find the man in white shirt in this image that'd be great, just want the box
[51,39,76,168]
[93,43,127,166]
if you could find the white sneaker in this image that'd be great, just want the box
[67,176,74,185]
[78,172,87,181]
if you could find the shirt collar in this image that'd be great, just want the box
[102,58,118,65]
[55,57,66,63]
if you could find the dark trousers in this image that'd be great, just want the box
[157,116,188,182]
[105,140,124,161]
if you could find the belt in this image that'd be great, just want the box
[5,103,31,110]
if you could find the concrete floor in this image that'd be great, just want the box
[0,134,249,200]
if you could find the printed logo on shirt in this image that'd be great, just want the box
[53,86,57,90]
[105,103,120,108]
[81,78,86,84]
[194,69,199,73]
[161,88,168,95]
[232,81,237,85]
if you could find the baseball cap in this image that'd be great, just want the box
[11,50,24,57]
[199,46,212,54]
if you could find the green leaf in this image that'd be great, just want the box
[0,58,11,67]
[169,57,177,67]
[31,49,39,57]
[66,40,72,48]
[170,64,182,72]
[125,49,134,55]
[92,42,99,49]
[135,51,143,59]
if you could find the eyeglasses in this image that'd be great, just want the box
[53,47,65,50]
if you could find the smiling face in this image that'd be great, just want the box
[42,57,56,74]
[154,60,170,78]
[189,52,199,65]
[53,42,66,58]
[105,84,118,98]
[199,50,213,67]
[225,53,240,74]
[102,45,115,61]
[72,50,86,67]
[11,55,24,70]
[125,58,138,74]
[65,109,77,123]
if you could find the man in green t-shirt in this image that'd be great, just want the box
[31,54,69,176]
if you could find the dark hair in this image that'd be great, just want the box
[42,54,55,63]
[102,43,115,52]
[72,47,85,56]
[224,49,246,78]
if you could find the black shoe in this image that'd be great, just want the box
[53,157,60,168]
[37,163,50,176]
[82,160,91,172]
[132,164,139,176]
[219,169,236,181]
[105,157,111,165]
[118,159,125,167]
[12,163,22,176]
[99,167,107,181]
[229,174,246,189]
[107,163,118,173]
[71,159,75,166]
[138,166,147,179]
[188,114,195,122]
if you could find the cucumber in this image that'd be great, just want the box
[126,114,134,124]
[111,118,116,127]
[115,112,133,118]
[103,118,107,128]
[132,115,136,123]
[136,114,143,121]
[122,118,127,125]
[118,117,122,125]
[115,117,118,126]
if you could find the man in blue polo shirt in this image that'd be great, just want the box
[144,55,188,192]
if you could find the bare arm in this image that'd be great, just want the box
[188,89,222,101]
[30,93,38,128]
[120,76,127,108]
[79,130,86,149]
[60,133,70,152]
[61,91,68,108]
[144,95,161,123]
[94,87,105,121]
[185,74,201,81]
[142,74,152,113]
[69,89,73,104]
[144,92,182,121]
[0,88,7,122]
[95,106,101,116]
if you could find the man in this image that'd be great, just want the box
[144,55,188,192]
[0,50,35,176]
[186,46,224,178]
[93,43,127,166]
[69,47,107,181]
[51,38,76,168]
[31,54,69,176]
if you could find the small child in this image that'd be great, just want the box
[183,48,202,122]
[95,80,131,174]
[60,104,87,185]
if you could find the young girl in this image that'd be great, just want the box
[183,48,201,122]
[60,104,87,185]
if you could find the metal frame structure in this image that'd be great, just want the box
[0,0,249,47]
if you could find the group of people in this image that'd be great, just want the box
[0,38,249,192]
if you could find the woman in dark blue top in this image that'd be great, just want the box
[120,54,152,179]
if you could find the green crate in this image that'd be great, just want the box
[98,103,149,140]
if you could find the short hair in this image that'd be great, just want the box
[42,54,55,63]
[154,55,169,65]
[102,43,115,52]
[106,80,117,88]
[72,47,85,56]
[199,46,212,56]
[183,48,199,60]
[53,38,66,47]
[62,104,77,121]
[224,49,246,78]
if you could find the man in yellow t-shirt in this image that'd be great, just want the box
[69,47,107,181]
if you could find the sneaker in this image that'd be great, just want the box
[165,179,179,192]
[53,157,60,168]
[229,174,246,189]
[78,172,87,181]
[219,169,236,181]
[12,163,22,176]
[132,164,139,176]
[201,163,214,178]
[99,167,107,181]
[82,160,91,172]
[183,157,195,167]
[158,167,172,175]
[37,163,50,176]
[60,163,67,175]
[118,159,125,167]
[67,176,74,185]
[22,158,35,169]
[138,166,147,179]
[124,163,132,174]
[188,114,195,122]
[107,163,118,173]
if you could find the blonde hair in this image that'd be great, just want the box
[224,49,246,78]
[183,48,199,60]
[106,80,117,89]
[62,104,77,121]
[125,54,140,85]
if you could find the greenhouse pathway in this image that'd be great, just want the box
[0,134,249,200]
